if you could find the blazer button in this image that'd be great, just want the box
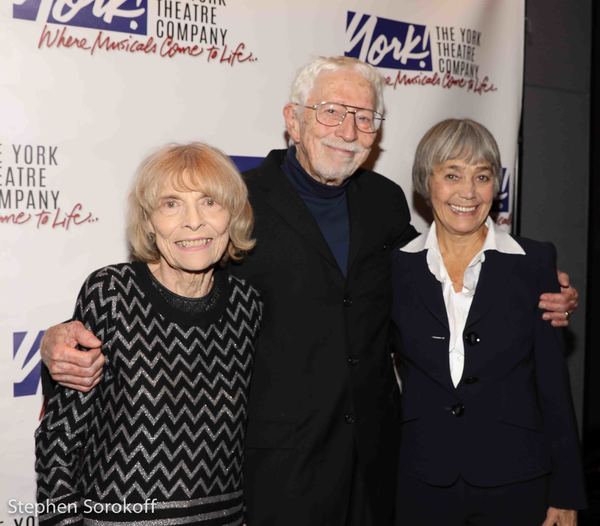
[450,403,465,417]
[464,376,479,384]
[344,413,355,424]
[343,297,353,307]
[347,356,359,366]
[464,332,481,345]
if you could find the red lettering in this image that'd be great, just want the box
[160,38,203,58]
[92,31,157,55]
[219,43,255,66]
[38,25,90,50]
[472,76,497,94]
[0,211,31,225]
[386,71,441,89]
[206,43,255,65]
[35,210,51,228]
[50,204,97,230]
[442,73,466,89]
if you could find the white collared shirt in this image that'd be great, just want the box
[401,217,525,387]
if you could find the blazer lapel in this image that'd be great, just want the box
[465,251,515,328]
[258,160,340,272]
[401,251,453,391]
[346,178,365,274]
[408,251,449,330]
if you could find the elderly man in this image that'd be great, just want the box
[41,56,577,526]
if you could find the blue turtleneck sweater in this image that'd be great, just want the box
[282,147,350,276]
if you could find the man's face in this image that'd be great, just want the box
[284,69,378,186]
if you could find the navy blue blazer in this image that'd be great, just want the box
[391,236,586,510]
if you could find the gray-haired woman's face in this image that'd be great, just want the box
[428,158,495,237]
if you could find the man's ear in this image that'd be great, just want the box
[283,103,301,144]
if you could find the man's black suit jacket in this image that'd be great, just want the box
[231,149,416,525]
[390,236,587,510]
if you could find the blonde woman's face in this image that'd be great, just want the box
[148,180,231,274]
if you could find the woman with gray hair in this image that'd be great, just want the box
[35,143,262,525]
[391,119,586,525]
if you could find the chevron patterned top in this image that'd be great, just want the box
[35,262,262,526]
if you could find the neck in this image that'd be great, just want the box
[435,224,487,260]
[435,221,488,293]
[148,261,214,298]
[312,173,344,186]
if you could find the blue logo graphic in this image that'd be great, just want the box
[13,0,148,35]
[13,0,43,21]
[230,155,264,173]
[345,11,432,71]
[492,168,510,213]
[13,330,44,397]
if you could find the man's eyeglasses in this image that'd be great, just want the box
[296,101,384,133]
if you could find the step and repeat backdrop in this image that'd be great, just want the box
[0,1,523,523]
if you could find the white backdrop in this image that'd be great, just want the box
[0,1,524,522]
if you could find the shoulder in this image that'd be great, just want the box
[509,236,559,293]
[351,168,411,214]
[392,242,424,271]
[78,262,139,300]
[226,273,263,327]
[74,263,136,324]
[512,236,557,267]
[242,150,288,210]
[81,262,134,287]
[350,168,411,225]
[352,167,407,196]
[227,273,262,304]
[242,150,286,186]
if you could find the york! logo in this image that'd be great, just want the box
[13,0,148,35]
[345,11,432,71]
[13,330,44,397]
[492,168,510,213]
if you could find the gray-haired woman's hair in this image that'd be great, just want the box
[289,56,385,114]
[412,118,502,199]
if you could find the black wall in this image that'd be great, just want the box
[520,0,591,432]
[588,3,600,438]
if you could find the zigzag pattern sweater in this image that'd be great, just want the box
[35,262,262,526]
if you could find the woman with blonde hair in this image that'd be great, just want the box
[35,143,262,525]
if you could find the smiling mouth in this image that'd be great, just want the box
[327,146,355,156]
[175,238,212,248]
[323,141,361,156]
[449,204,478,213]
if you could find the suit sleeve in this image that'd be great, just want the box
[35,271,113,525]
[533,243,587,509]
[40,363,56,397]
[388,184,419,249]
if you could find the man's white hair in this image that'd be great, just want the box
[289,56,385,114]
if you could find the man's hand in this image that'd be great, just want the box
[539,270,579,328]
[541,507,577,526]
[41,321,104,392]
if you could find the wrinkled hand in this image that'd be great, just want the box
[541,506,577,526]
[41,321,104,392]
[539,270,579,327]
